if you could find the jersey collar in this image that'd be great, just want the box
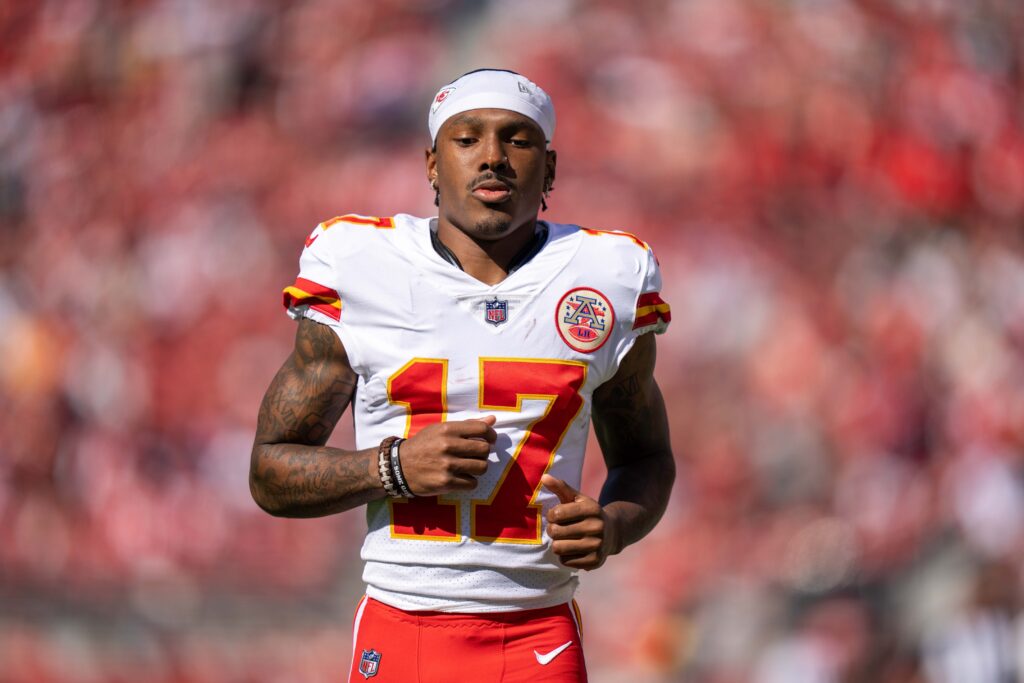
[429,221,549,275]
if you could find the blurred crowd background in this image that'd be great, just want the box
[2,0,1024,681]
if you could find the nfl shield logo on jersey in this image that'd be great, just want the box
[485,298,509,326]
[358,649,381,678]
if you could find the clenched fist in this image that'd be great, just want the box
[398,416,498,496]
[542,474,621,571]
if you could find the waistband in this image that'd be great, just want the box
[365,596,575,627]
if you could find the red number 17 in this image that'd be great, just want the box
[386,358,586,544]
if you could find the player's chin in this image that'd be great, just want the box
[471,212,515,238]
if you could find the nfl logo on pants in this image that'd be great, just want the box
[359,649,381,678]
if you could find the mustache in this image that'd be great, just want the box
[466,172,516,191]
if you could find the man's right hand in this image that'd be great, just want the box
[398,416,497,496]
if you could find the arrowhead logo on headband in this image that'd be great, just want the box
[431,86,456,114]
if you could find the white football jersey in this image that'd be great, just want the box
[283,213,670,612]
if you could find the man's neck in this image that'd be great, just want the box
[435,219,539,286]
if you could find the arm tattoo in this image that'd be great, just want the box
[250,318,384,517]
[254,318,354,447]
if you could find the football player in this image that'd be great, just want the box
[251,69,674,682]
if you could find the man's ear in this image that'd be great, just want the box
[545,149,557,189]
[425,146,438,185]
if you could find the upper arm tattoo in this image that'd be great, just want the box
[254,317,357,448]
[592,333,671,469]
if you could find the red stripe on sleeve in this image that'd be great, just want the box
[637,292,665,308]
[309,302,342,322]
[293,277,338,300]
[632,309,671,330]
[282,277,342,321]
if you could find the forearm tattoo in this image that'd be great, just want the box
[250,318,382,517]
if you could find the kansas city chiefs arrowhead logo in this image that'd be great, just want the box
[431,86,456,114]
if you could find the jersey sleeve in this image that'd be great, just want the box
[280,214,398,373]
[603,242,671,379]
[631,247,671,336]
[282,223,343,325]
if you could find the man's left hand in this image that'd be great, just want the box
[542,474,619,571]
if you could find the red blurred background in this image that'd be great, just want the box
[2,1,1023,681]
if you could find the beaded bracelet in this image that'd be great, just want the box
[376,436,401,498]
[389,438,414,498]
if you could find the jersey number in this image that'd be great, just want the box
[386,358,586,544]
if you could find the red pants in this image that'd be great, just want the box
[348,596,588,682]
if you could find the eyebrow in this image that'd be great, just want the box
[445,113,543,137]
[447,114,487,129]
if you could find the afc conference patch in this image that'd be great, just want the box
[556,287,615,353]
[485,297,509,326]
[358,649,381,678]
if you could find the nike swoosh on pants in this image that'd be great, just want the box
[534,640,573,666]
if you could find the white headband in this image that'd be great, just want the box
[428,70,556,144]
